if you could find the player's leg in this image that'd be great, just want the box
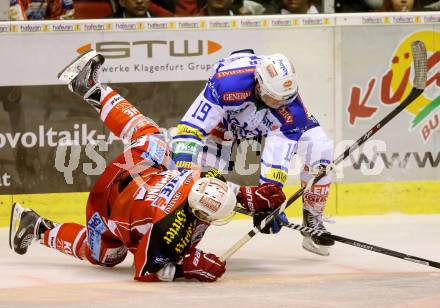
[41,218,126,266]
[83,209,128,267]
[10,202,89,260]
[58,50,160,142]
[42,223,88,260]
[10,202,127,266]
[297,126,334,256]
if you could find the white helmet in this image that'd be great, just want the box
[188,177,236,225]
[255,54,298,102]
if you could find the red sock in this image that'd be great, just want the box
[43,223,87,260]
[99,88,159,141]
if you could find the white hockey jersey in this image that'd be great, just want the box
[172,52,320,186]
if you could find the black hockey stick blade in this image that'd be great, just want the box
[282,221,440,270]
[234,207,440,270]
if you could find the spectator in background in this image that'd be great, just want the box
[112,0,181,17]
[269,0,319,14]
[9,0,74,20]
[233,0,266,14]
[380,0,421,11]
[198,0,234,15]
[145,0,176,16]
[137,0,206,17]
[175,0,205,15]
[147,0,205,16]
[149,0,265,16]
[198,0,264,15]
[114,0,155,17]
[335,0,383,12]
[74,0,118,19]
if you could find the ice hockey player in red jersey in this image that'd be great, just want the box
[9,50,286,282]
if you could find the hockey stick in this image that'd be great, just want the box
[283,220,440,269]
[220,40,428,262]
[233,206,440,269]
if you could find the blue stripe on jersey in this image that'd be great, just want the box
[259,175,283,187]
[172,153,194,163]
[173,135,202,142]
[179,121,209,136]
[220,101,251,107]
[261,159,289,172]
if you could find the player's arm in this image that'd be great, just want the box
[177,179,287,282]
[133,211,226,282]
[133,227,176,282]
[172,219,225,282]
[172,83,225,169]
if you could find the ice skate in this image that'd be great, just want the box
[57,49,105,111]
[9,203,55,255]
[301,209,334,257]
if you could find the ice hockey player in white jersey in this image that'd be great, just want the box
[172,50,334,256]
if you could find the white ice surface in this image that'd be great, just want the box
[1,215,440,308]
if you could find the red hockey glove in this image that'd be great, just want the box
[238,183,286,212]
[182,249,226,282]
[208,122,233,143]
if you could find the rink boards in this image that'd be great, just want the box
[0,180,439,227]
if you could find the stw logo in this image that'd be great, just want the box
[77,40,222,59]
[347,30,440,143]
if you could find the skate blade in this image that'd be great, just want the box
[302,236,330,257]
[57,49,98,83]
[9,202,25,250]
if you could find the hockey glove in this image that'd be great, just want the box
[253,211,289,234]
[182,249,226,282]
[238,183,286,212]
[208,122,233,143]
